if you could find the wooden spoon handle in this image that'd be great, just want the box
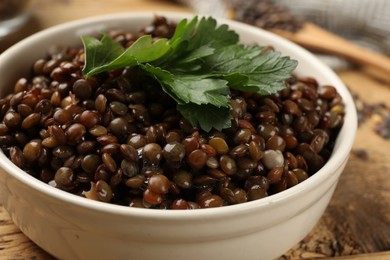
[272,22,390,76]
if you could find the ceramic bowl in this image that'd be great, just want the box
[0,12,357,260]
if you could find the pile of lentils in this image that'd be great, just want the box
[0,16,344,209]
[227,0,304,32]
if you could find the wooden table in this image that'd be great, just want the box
[1,0,389,259]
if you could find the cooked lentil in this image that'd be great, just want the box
[0,16,344,209]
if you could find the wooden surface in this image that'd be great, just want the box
[1,0,389,259]
[272,22,390,77]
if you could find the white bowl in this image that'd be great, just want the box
[0,12,357,260]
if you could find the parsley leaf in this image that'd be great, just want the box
[82,34,170,77]
[141,64,230,107]
[177,103,232,132]
[81,16,298,132]
[204,45,298,94]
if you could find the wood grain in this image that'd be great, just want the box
[272,23,390,77]
[0,0,389,259]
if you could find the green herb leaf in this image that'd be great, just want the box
[205,45,298,95]
[177,103,232,132]
[141,64,230,107]
[82,34,170,77]
[81,33,125,76]
[81,16,298,132]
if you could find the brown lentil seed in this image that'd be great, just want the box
[199,194,224,208]
[108,117,129,137]
[286,170,299,187]
[50,91,61,107]
[120,144,138,161]
[318,85,337,99]
[9,146,25,168]
[65,123,86,144]
[76,140,96,154]
[165,130,182,143]
[97,134,118,146]
[247,186,268,201]
[170,199,190,209]
[143,188,163,206]
[237,119,256,134]
[14,131,28,146]
[129,198,145,208]
[96,180,113,202]
[95,94,107,114]
[81,154,100,174]
[207,168,227,179]
[53,109,72,124]
[109,170,123,188]
[110,101,128,116]
[21,112,41,129]
[187,149,208,170]
[16,104,32,118]
[23,139,42,162]
[220,155,237,176]
[127,134,147,149]
[297,98,314,112]
[310,134,326,153]
[233,128,252,144]
[206,156,219,169]
[230,97,247,118]
[34,99,53,115]
[193,175,217,187]
[271,177,288,194]
[148,174,170,194]
[200,143,217,157]
[102,153,117,173]
[283,99,301,116]
[142,143,162,165]
[72,79,92,100]
[208,137,229,155]
[244,175,269,191]
[220,187,235,204]
[237,156,257,170]
[89,125,108,137]
[4,111,21,128]
[94,164,111,182]
[293,168,309,183]
[125,175,146,189]
[267,166,284,184]
[266,135,286,151]
[10,92,24,107]
[257,124,278,140]
[248,140,263,161]
[182,135,199,154]
[14,78,29,93]
[162,142,185,162]
[79,110,100,128]
[229,144,248,159]
[121,159,139,177]
[52,145,74,159]
[54,167,74,189]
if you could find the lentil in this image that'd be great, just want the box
[0,16,344,209]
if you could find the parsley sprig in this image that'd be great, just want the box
[81,16,298,132]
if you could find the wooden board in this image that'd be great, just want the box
[0,0,389,259]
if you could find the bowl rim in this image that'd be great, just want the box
[0,11,357,219]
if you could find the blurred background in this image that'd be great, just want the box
[0,1,389,91]
[182,0,390,55]
[2,0,389,55]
